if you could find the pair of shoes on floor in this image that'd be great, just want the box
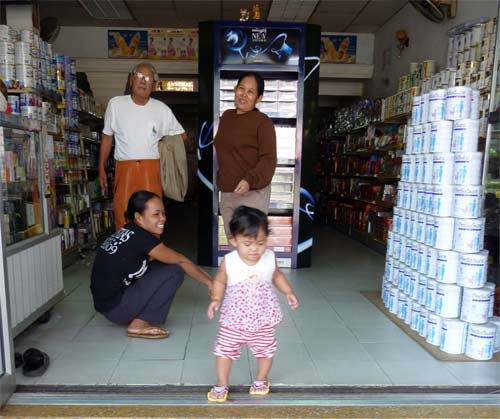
[249,380,270,395]
[16,348,50,377]
[207,381,271,402]
[207,385,229,402]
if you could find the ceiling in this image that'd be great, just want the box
[38,0,409,33]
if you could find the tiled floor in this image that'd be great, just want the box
[13,204,500,387]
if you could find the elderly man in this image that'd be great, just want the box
[99,62,187,230]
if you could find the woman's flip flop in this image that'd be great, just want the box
[127,326,170,339]
[249,380,270,395]
[207,386,229,402]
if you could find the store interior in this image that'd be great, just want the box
[1,0,499,395]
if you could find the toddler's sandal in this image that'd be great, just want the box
[207,386,229,402]
[249,380,270,395]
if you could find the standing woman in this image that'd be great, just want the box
[91,190,213,339]
[215,72,277,241]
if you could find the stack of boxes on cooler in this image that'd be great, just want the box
[381,85,500,360]
[219,79,296,211]
[219,78,298,118]
[218,215,292,253]
[218,78,296,246]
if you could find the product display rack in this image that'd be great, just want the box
[197,20,320,268]
[316,117,406,255]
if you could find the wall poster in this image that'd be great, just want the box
[108,30,148,58]
[147,29,198,60]
[320,33,357,63]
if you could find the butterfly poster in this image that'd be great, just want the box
[320,34,357,64]
[108,30,148,58]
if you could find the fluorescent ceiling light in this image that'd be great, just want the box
[78,0,133,20]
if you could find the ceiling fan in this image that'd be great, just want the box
[409,0,457,23]
[40,17,60,43]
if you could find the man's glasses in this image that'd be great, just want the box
[134,71,155,84]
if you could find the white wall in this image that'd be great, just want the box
[366,0,498,99]
[53,26,126,58]
[53,26,374,105]
[53,27,199,105]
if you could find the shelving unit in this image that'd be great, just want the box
[78,108,114,245]
[316,116,406,254]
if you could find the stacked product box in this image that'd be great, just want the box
[219,78,297,118]
[381,85,500,360]
[218,215,293,255]
[270,167,294,210]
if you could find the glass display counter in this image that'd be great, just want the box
[0,113,64,337]
[1,126,44,246]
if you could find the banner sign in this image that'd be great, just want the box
[220,26,302,65]
[320,34,357,63]
[108,30,148,58]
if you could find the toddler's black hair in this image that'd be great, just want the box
[229,206,269,238]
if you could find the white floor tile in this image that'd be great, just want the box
[36,359,118,385]
[350,327,412,343]
[315,360,391,385]
[56,340,128,361]
[181,358,252,386]
[306,341,373,361]
[121,336,187,360]
[445,361,500,385]
[64,282,94,302]
[378,360,462,385]
[253,356,322,386]
[73,325,129,342]
[109,360,183,385]
[362,341,435,362]
[14,339,67,361]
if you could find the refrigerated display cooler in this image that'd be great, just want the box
[197,20,320,268]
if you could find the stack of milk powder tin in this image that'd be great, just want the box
[382,85,500,360]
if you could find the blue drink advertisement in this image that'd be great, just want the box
[220,26,301,65]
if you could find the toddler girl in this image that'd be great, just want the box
[207,205,299,402]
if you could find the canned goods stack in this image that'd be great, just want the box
[66,131,80,156]
[381,85,498,360]
[64,56,78,129]
[446,18,496,85]
[446,17,497,137]
[79,90,104,117]
[19,91,42,120]
[0,38,15,87]
[40,40,57,96]
[398,60,437,93]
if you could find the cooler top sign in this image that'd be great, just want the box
[219,25,301,65]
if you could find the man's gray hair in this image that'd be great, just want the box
[131,61,159,82]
